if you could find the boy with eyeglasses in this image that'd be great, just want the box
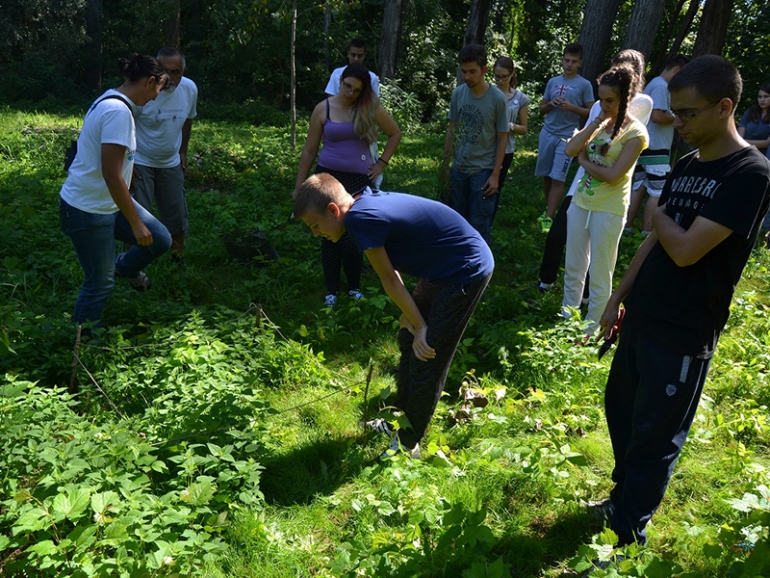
[596,55,770,548]
[535,43,595,232]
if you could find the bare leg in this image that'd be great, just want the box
[171,233,185,257]
[626,184,646,231]
[543,177,552,206]
[546,179,565,219]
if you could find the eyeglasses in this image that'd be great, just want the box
[670,100,721,122]
[157,75,171,91]
[494,74,511,81]
[341,79,362,96]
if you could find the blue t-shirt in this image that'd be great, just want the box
[739,109,770,155]
[344,189,494,285]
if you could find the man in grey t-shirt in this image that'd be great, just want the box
[441,44,508,245]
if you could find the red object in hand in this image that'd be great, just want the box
[598,307,626,360]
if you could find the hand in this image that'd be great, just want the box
[368,159,384,180]
[481,174,499,198]
[411,326,436,362]
[598,301,622,341]
[558,100,573,112]
[180,152,188,176]
[577,147,588,166]
[130,166,142,191]
[131,220,153,247]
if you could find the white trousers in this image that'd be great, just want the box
[562,203,625,333]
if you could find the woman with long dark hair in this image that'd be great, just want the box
[59,54,171,328]
[294,63,401,307]
[561,64,649,336]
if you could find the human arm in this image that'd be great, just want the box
[565,116,605,157]
[102,144,152,246]
[650,108,674,125]
[598,230,658,338]
[364,247,435,361]
[482,131,508,197]
[578,136,645,186]
[179,118,193,175]
[293,103,325,194]
[558,99,595,119]
[651,204,733,267]
[368,104,402,180]
[513,104,529,135]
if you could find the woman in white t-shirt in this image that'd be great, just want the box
[59,54,172,328]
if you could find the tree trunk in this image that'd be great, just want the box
[166,0,181,47]
[290,0,297,149]
[649,0,687,76]
[578,0,624,92]
[84,0,103,90]
[463,0,493,45]
[324,0,331,73]
[622,0,667,60]
[379,0,403,80]
[455,0,493,84]
[692,0,735,56]
[668,0,700,57]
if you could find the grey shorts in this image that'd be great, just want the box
[632,166,669,197]
[132,164,188,235]
[535,129,573,181]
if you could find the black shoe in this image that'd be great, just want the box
[115,270,151,292]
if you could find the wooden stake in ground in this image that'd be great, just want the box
[69,325,82,394]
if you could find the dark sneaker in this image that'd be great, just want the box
[585,498,615,524]
[116,270,151,292]
[171,254,186,268]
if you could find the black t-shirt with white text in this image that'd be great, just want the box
[626,146,770,357]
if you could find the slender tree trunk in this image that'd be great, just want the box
[84,0,103,90]
[379,0,403,80]
[622,0,667,60]
[324,0,331,72]
[290,0,297,149]
[456,0,493,84]
[669,0,701,57]
[463,0,493,45]
[166,0,181,47]
[578,0,624,92]
[692,0,735,56]
[649,0,688,76]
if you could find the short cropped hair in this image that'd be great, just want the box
[458,44,487,68]
[157,46,186,68]
[668,54,742,111]
[348,38,366,52]
[564,43,583,58]
[663,53,690,71]
[293,174,351,219]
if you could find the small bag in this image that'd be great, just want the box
[63,94,132,172]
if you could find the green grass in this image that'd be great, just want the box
[1,105,770,577]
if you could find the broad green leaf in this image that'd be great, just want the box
[27,539,58,556]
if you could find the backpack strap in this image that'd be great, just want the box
[87,94,133,117]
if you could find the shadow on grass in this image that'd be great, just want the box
[259,434,375,506]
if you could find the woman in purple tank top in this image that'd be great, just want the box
[294,63,401,307]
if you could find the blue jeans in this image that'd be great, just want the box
[59,197,171,324]
[449,167,496,244]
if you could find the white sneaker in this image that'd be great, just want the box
[348,289,364,300]
[360,418,393,435]
[324,294,337,308]
[380,435,420,460]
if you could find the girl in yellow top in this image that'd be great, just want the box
[562,64,649,335]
